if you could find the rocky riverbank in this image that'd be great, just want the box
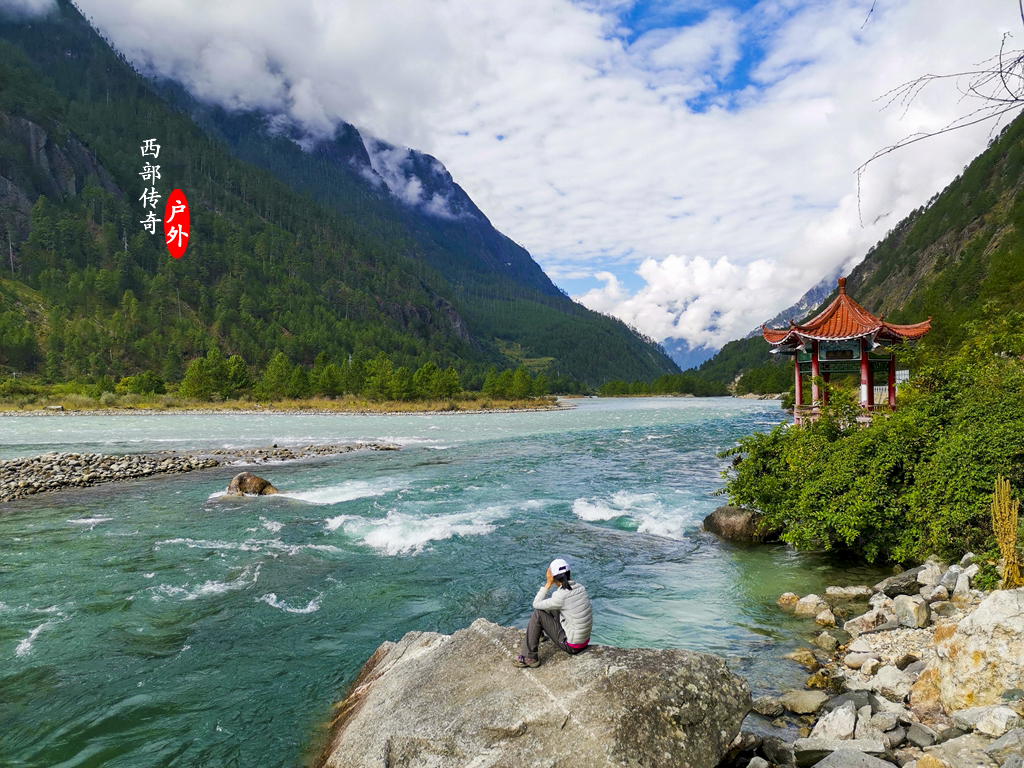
[318,618,751,768]
[0,442,399,503]
[721,557,1024,768]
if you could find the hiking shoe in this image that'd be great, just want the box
[512,655,540,668]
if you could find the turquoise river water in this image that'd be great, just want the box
[0,398,888,767]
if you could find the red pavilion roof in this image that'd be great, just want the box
[762,278,931,349]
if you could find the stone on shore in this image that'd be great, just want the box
[875,568,926,598]
[985,728,1024,763]
[826,585,875,601]
[872,665,915,703]
[796,594,830,618]
[702,506,778,542]
[781,690,832,715]
[794,738,891,766]
[845,610,892,637]
[952,706,1024,738]
[810,700,858,740]
[934,588,1024,711]
[317,618,751,768]
[893,595,930,629]
[225,471,279,495]
[809,748,898,768]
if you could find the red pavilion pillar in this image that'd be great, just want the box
[888,354,897,408]
[860,338,874,410]
[794,358,803,421]
[811,340,821,409]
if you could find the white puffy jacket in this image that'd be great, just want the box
[533,580,593,645]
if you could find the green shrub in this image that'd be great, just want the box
[721,340,1024,564]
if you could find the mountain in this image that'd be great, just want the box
[697,109,1024,391]
[661,338,718,371]
[746,268,841,338]
[0,0,680,388]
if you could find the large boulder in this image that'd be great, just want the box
[225,471,278,495]
[318,618,751,768]
[934,588,1024,711]
[874,567,925,597]
[702,506,778,543]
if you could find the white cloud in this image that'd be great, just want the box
[76,0,1023,347]
[0,0,54,17]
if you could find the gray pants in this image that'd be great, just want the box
[520,608,578,659]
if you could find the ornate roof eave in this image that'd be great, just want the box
[761,278,932,347]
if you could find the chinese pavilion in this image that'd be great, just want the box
[762,277,931,425]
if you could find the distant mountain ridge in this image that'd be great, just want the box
[697,108,1024,387]
[747,268,841,337]
[0,0,681,387]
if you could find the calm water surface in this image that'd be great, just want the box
[0,398,886,767]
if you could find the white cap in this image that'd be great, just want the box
[550,558,570,577]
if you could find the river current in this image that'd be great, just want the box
[0,398,887,767]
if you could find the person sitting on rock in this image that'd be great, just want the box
[514,557,592,668]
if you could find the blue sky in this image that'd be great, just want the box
[70,0,1024,349]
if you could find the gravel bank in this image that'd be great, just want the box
[0,442,399,503]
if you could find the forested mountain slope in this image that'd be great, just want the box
[698,109,1024,389]
[0,0,679,388]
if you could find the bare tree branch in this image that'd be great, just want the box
[857,5,1024,224]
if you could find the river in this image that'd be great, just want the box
[0,397,887,767]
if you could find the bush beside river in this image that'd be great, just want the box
[720,327,1024,575]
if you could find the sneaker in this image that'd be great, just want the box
[512,655,540,668]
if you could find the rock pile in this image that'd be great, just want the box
[723,557,1024,768]
[201,442,398,463]
[0,451,220,502]
[0,442,400,503]
[319,618,752,768]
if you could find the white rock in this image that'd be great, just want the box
[952,573,971,602]
[816,608,837,627]
[845,652,880,669]
[811,700,858,740]
[871,712,900,732]
[939,565,962,592]
[796,594,829,617]
[894,595,931,628]
[826,585,875,600]
[936,589,1024,711]
[953,706,1024,738]
[845,609,891,637]
[917,562,944,588]
[856,704,886,742]
[921,585,949,603]
[862,658,882,676]
[848,638,873,653]
[873,665,914,702]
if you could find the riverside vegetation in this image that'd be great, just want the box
[720,312,1024,584]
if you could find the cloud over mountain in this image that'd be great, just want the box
[77,0,1022,348]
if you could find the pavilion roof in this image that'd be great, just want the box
[762,277,931,349]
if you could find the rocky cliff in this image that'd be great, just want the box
[318,618,751,768]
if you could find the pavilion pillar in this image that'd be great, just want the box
[794,359,803,420]
[888,354,897,408]
[811,340,821,407]
[860,338,874,410]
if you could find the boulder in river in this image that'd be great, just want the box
[702,506,778,543]
[225,472,279,496]
[317,618,751,768]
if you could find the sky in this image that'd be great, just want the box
[49,0,1024,349]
